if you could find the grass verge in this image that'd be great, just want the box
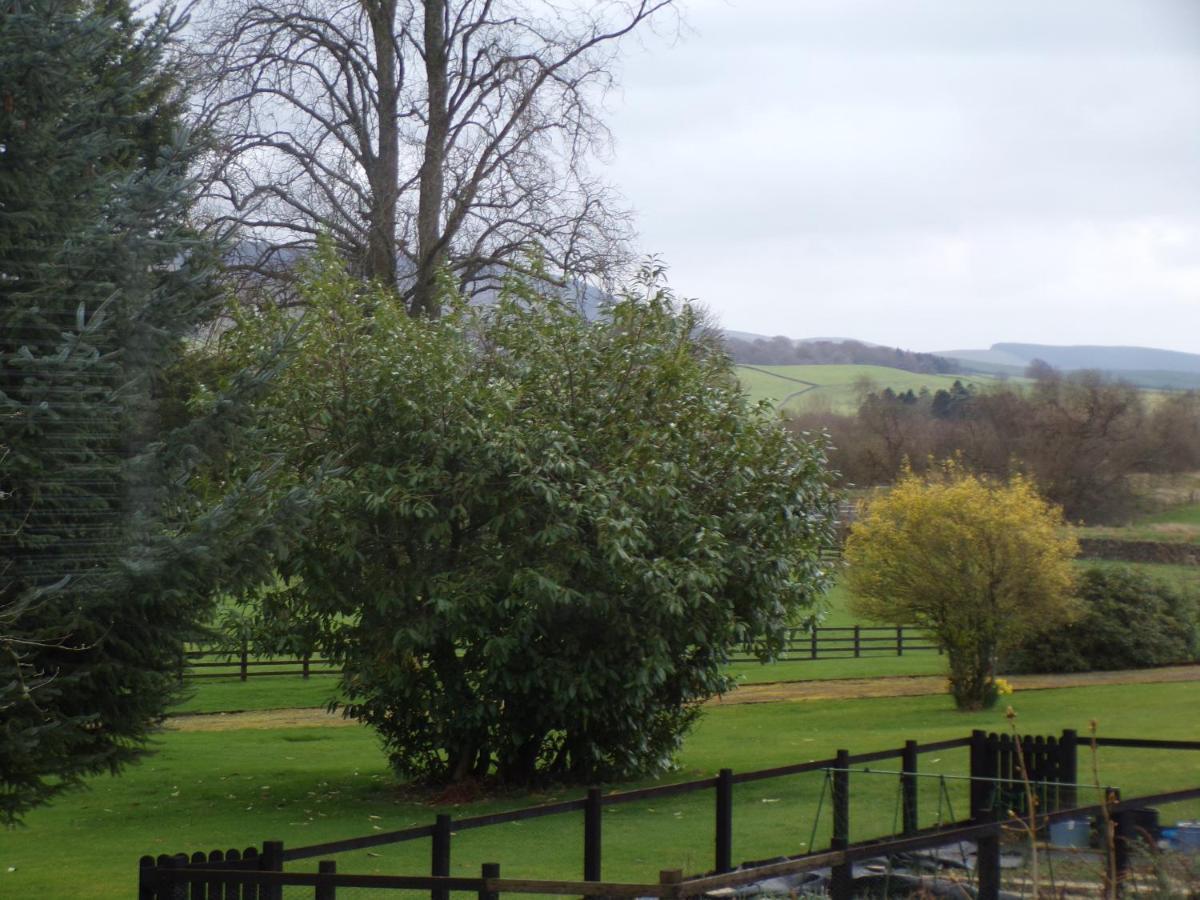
[5,681,1198,898]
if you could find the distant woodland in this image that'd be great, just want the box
[726,335,961,374]
[789,368,1200,524]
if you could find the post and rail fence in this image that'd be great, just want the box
[137,730,1200,899]
[186,624,941,682]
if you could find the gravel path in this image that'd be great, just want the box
[165,665,1200,732]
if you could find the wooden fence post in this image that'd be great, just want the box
[432,814,452,900]
[584,787,602,883]
[479,862,500,900]
[715,768,733,873]
[1101,788,1122,897]
[137,855,155,900]
[901,740,918,835]
[261,839,284,900]
[896,626,904,656]
[239,641,249,682]
[1059,728,1078,811]
[164,853,187,900]
[970,732,1001,900]
[829,749,852,900]
[1113,807,1140,896]
[316,859,337,900]
[302,654,311,679]
[852,625,861,658]
[810,627,818,660]
[658,868,683,900]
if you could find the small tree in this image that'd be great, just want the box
[222,247,839,784]
[843,464,1078,710]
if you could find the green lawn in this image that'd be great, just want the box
[736,364,1013,414]
[5,681,1199,898]
[173,675,344,715]
[1074,496,1200,546]
[1078,560,1200,595]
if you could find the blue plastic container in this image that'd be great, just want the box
[1049,818,1091,848]
[1175,822,1200,852]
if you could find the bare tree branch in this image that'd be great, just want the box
[189,0,676,313]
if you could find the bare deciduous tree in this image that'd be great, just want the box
[192,0,674,315]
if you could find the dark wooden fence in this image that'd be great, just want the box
[188,625,941,682]
[184,644,338,681]
[727,624,939,663]
[137,731,1200,900]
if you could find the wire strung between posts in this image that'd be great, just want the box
[808,770,830,855]
[826,767,1106,792]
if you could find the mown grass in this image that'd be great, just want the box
[735,364,1012,414]
[1072,490,1200,546]
[5,682,1198,899]
[1079,560,1199,596]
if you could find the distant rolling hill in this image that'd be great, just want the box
[736,364,1013,414]
[938,343,1200,390]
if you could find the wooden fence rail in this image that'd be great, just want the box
[139,731,1200,900]
[727,624,940,662]
[187,624,941,681]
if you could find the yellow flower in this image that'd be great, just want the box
[995,678,1015,696]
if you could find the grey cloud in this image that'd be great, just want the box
[603,0,1200,351]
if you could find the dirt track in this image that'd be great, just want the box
[165,665,1200,732]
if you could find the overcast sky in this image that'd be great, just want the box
[602,0,1200,354]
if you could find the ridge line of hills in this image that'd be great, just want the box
[724,332,1200,391]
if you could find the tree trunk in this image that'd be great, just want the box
[412,0,448,317]
[948,642,998,711]
[364,0,400,288]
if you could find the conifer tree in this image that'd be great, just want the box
[0,0,300,823]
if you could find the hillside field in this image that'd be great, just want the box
[736,364,1015,413]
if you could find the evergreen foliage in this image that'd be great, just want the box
[221,247,839,785]
[0,0,303,823]
[1004,566,1197,674]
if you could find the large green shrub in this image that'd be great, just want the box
[222,249,839,785]
[1004,566,1197,674]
